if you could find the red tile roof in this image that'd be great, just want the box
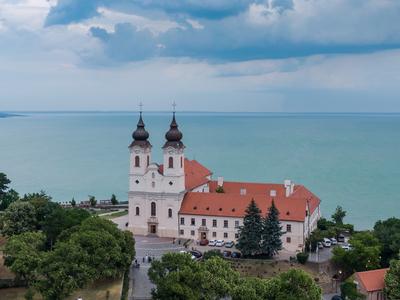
[355,268,389,292]
[159,159,212,190]
[180,181,320,222]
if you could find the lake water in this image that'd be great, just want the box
[0,112,399,229]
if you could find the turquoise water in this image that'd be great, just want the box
[0,112,399,229]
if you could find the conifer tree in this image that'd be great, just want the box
[261,200,282,258]
[236,199,263,257]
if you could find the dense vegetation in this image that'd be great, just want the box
[236,199,282,258]
[148,252,322,300]
[0,172,135,300]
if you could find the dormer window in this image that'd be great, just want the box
[168,157,173,168]
[135,156,140,167]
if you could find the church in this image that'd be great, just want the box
[128,112,321,252]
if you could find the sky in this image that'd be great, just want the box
[1,0,400,112]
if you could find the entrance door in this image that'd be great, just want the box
[201,232,207,240]
[150,224,157,234]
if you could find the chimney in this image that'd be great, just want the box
[284,179,292,197]
[240,188,246,195]
[217,176,224,187]
[270,190,277,197]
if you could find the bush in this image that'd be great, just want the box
[296,252,309,264]
[203,249,223,260]
[216,186,225,193]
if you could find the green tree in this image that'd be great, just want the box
[70,197,76,207]
[89,195,96,207]
[385,258,400,299]
[0,173,19,210]
[149,253,239,300]
[374,218,400,266]
[231,277,279,300]
[332,231,381,277]
[340,280,365,300]
[236,199,263,256]
[203,249,223,260]
[260,200,282,258]
[1,201,37,236]
[4,231,45,282]
[21,190,52,203]
[110,194,118,205]
[332,205,346,225]
[274,269,322,300]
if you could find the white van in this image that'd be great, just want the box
[322,238,331,247]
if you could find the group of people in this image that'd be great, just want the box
[133,255,156,268]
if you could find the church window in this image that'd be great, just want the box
[224,220,228,228]
[180,157,183,168]
[147,155,150,166]
[135,156,140,167]
[168,208,172,218]
[286,237,291,243]
[152,172,155,179]
[191,230,195,236]
[201,219,206,226]
[180,217,185,225]
[135,206,140,216]
[224,232,228,238]
[168,157,173,168]
[212,232,216,237]
[191,218,195,226]
[180,229,184,235]
[151,202,156,216]
[212,219,217,227]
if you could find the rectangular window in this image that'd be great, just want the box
[224,220,228,228]
[180,229,184,235]
[212,219,217,227]
[191,230,195,236]
[235,233,239,239]
[202,219,206,226]
[234,220,239,228]
[191,218,195,226]
[180,217,185,225]
[224,232,228,238]
[286,224,292,232]
[212,232,217,237]
[286,237,291,243]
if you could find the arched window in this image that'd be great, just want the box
[168,208,172,218]
[135,155,140,167]
[152,172,155,179]
[135,206,140,216]
[147,155,150,166]
[168,157,174,168]
[151,202,156,216]
[180,157,183,168]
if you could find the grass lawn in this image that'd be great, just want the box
[0,278,123,300]
[101,210,128,219]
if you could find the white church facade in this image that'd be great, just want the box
[128,112,321,252]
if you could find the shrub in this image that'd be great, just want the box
[296,252,309,264]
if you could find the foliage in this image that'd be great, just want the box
[21,190,52,203]
[332,205,346,225]
[89,195,97,207]
[111,194,119,205]
[385,257,400,299]
[317,217,336,231]
[332,231,381,277]
[340,279,365,300]
[149,253,239,300]
[4,231,45,282]
[296,252,309,264]
[0,172,19,210]
[215,186,225,193]
[203,249,223,260]
[231,277,278,300]
[1,201,37,236]
[260,200,282,258]
[236,199,263,256]
[374,218,400,266]
[70,197,76,207]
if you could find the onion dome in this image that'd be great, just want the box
[129,112,151,148]
[163,113,185,149]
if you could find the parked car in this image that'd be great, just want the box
[330,238,338,245]
[216,240,225,247]
[199,239,209,246]
[341,243,351,251]
[190,250,203,259]
[225,241,235,248]
[180,250,196,260]
[208,240,217,246]
[223,250,232,257]
[322,238,331,247]
[317,242,324,249]
[337,234,346,243]
[231,252,242,258]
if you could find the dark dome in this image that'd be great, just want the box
[129,113,151,148]
[163,113,184,149]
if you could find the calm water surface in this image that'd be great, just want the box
[0,112,399,229]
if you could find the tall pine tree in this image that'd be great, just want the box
[261,200,282,258]
[236,199,263,257]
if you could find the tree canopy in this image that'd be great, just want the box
[0,172,19,210]
[374,218,400,266]
[1,201,37,236]
[260,200,282,258]
[332,205,346,225]
[385,257,400,300]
